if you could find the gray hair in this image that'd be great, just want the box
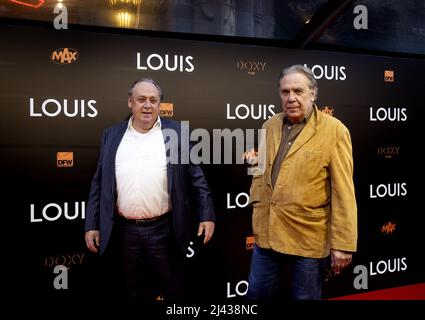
[279,64,318,100]
[128,78,163,101]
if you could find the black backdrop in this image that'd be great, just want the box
[1,22,424,304]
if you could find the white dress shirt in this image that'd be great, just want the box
[115,117,171,219]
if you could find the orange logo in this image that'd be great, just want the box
[160,103,174,117]
[381,221,396,234]
[10,0,44,8]
[384,70,394,82]
[320,106,334,116]
[246,236,255,250]
[51,48,79,65]
[57,152,73,167]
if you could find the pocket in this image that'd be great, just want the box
[294,149,328,190]
[302,150,324,160]
[292,208,327,222]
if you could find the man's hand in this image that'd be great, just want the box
[242,149,258,166]
[85,230,100,253]
[331,249,352,275]
[197,221,215,244]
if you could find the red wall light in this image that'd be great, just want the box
[10,0,45,9]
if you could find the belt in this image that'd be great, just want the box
[117,211,170,225]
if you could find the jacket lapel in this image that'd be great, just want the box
[270,113,283,162]
[284,106,318,160]
[161,118,173,195]
[109,122,127,196]
[267,114,283,185]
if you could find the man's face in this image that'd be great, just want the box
[128,82,160,131]
[279,72,316,123]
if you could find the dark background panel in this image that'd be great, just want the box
[1,23,424,303]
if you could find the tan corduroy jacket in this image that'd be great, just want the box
[250,106,357,258]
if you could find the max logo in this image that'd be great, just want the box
[320,106,334,116]
[10,0,45,8]
[51,48,78,65]
[381,221,396,234]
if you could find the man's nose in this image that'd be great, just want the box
[143,101,152,108]
[287,91,296,101]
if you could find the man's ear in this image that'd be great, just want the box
[128,96,132,109]
[311,90,317,102]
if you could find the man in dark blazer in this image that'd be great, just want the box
[84,78,215,304]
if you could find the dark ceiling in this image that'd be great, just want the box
[1,0,424,56]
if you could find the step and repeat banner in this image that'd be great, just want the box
[1,23,424,303]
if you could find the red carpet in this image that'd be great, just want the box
[329,282,425,300]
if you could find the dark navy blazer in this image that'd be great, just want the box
[85,118,215,255]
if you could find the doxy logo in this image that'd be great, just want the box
[237,60,266,75]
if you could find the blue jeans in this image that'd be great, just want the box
[247,245,327,301]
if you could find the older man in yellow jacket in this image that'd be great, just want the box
[245,65,357,301]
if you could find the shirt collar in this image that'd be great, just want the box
[127,116,162,135]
